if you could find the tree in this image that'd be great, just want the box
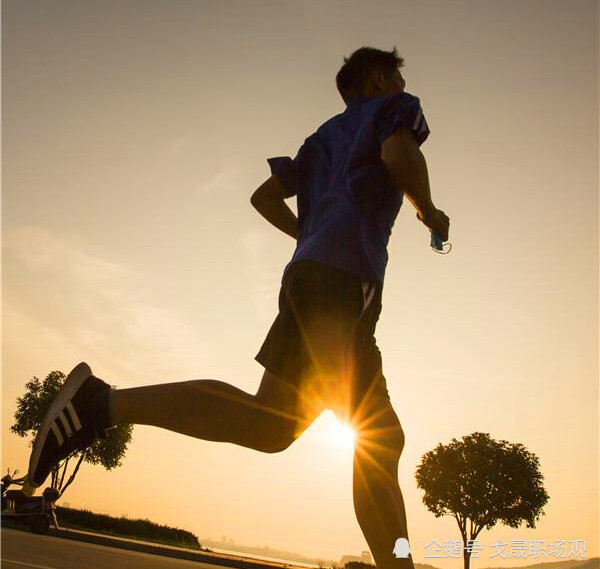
[415,432,549,569]
[10,370,133,497]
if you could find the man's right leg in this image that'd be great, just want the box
[111,369,320,453]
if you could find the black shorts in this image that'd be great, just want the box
[255,259,390,420]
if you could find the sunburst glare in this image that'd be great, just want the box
[322,411,356,449]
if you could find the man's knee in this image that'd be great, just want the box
[358,424,404,458]
[258,417,299,454]
[353,403,405,460]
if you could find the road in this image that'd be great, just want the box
[1,528,241,569]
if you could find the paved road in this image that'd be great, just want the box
[1,528,235,569]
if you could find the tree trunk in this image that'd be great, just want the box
[59,454,85,497]
[58,458,69,490]
[463,546,471,569]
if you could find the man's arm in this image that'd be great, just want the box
[381,126,449,241]
[250,175,298,240]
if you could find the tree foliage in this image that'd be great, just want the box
[10,370,133,496]
[415,432,549,569]
[55,506,201,548]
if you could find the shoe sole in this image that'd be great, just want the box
[26,362,93,490]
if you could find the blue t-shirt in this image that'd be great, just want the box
[267,91,430,284]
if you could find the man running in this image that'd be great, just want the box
[25,46,449,569]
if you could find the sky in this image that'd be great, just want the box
[2,0,598,566]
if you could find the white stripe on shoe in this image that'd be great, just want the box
[65,401,82,431]
[27,362,92,488]
[58,411,73,437]
[50,422,65,446]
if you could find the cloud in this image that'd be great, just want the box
[198,166,240,195]
[3,226,209,383]
[239,228,281,321]
[168,133,195,156]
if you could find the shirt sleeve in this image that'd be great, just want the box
[376,92,431,147]
[266,156,297,197]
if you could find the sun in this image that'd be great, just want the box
[327,417,356,449]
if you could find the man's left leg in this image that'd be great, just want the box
[26,364,322,490]
[348,372,414,569]
[111,368,320,452]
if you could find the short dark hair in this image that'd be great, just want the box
[336,46,405,104]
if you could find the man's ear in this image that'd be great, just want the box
[369,68,387,94]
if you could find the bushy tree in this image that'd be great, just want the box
[11,370,133,496]
[415,432,549,569]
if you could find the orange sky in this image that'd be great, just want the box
[2,0,598,566]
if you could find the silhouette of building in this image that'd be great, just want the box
[339,550,373,566]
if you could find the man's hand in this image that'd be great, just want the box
[380,126,450,242]
[417,207,450,242]
[250,175,298,240]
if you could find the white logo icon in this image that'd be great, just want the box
[393,537,411,558]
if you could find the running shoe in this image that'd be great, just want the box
[25,362,113,492]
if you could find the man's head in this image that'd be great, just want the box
[336,46,406,105]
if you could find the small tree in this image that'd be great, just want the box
[11,370,133,497]
[415,431,549,569]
